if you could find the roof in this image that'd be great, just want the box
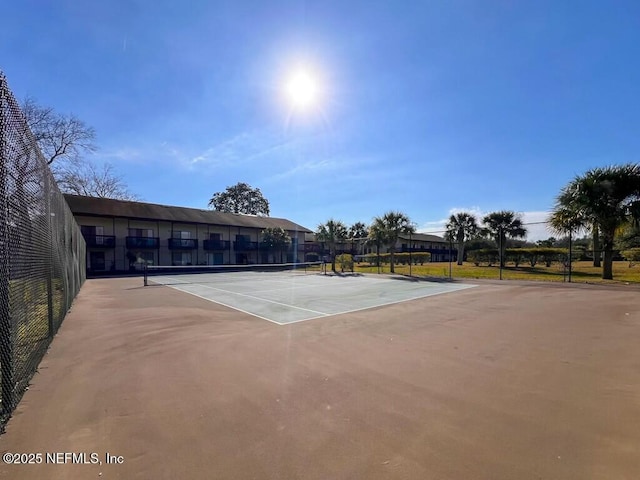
[398,232,447,243]
[303,232,447,243]
[64,195,312,233]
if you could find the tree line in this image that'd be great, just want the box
[212,163,640,281]
[315,163,640,281]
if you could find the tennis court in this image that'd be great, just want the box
[1,277,640,480]
[144,265,477,324]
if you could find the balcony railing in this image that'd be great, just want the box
[126,236,160,249]
[400,246,448,253]
[203,240,230,251]
[83,234,116,248]
[233,241,258,251]
[168,238,198,250]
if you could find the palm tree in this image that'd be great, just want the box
[446,212,478,265]
[549,201,602,267]
[367,218,387,269]
[348,222,368,255]
[372,211,415,274]
[316,219,348,272]
[551,164,640,279]
[481,211,527,268]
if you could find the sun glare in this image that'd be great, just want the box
[285,70,320,110]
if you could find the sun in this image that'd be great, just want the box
[285,69,320,110]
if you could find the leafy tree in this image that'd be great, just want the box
[446,212,478,265]
[464,236,495,253]
[260,227,291,263]
[536,237,557,247]
[481,211,527,268]
[615,222,640,250]
[208,182,270,216]
[367,218,387,267]
[372,211,415,274]
[348,221,368,255]
[317,219,348,272]
[551,164,640,279]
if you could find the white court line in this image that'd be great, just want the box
[272,284,478,325]
[150,275,477,326]
[153,276,330,317]
[164,284,284,325]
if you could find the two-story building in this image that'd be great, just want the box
[64,195,312,273]
[304,232,452,262]
[396,233,453,262]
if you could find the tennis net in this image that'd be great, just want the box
[143,261,326,286]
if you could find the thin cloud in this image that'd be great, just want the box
[94,147,143,161]
[418,208,556,241]
[266,158,338,182]
[187,131,300,169]
[95,143,184,165]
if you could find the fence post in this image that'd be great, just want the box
[45,170,55,337]
[449,236,452,280]
[499,226,503,280]
[568,230,572,283]
[0,74,15,415]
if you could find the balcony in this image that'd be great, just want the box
[233,241,258,251]
[400,246,448,253]
[203,239,230,250]
[168,238,198,250]
[126,236,160,249]
[83,234,116,248]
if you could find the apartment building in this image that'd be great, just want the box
[64,195,312,273]
[304,232,452,262]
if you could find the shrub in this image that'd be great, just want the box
[621,248,640,267]
[336,253,354,272]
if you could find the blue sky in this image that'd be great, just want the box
[3,1,640,240]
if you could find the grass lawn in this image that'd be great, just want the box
[350,261,640,284]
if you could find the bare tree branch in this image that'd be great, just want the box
[57,162,138,201]
[21,96,96,165]
[21,97,139,201]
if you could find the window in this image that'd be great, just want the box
[138,251,155,265]
[81,225,103,236]
[209,233,221,241]
[172,251,192,266]
[89,251,105,270]
[207,253,223,265]
[82,225,105,244]
[129,228,154,237]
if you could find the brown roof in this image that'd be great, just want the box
[64,195,312,233]
[398,233,447,243]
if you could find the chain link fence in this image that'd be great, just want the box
[351,220,638,283]
[0,73,86,427]
[411,222,575,281]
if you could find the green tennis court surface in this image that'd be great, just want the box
[146,271,476,324]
